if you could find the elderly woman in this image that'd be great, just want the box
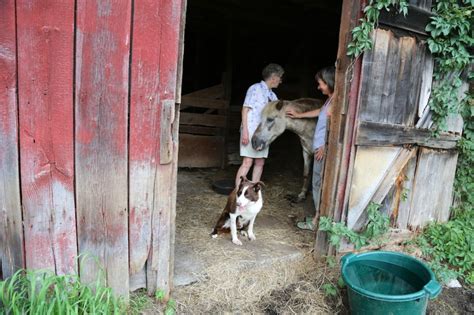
[234,63,285,188]
[286,66,335,231]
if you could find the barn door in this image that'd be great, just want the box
[344,0,462,232]
[128,0,186,297]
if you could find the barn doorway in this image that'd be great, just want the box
[174,0,343,292]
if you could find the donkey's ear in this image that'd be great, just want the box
[275,100,284,111]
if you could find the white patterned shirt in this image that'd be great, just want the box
[243,81,278,135]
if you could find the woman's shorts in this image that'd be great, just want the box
[239,133,269,158]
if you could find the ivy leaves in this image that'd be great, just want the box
[347,0,408,57]
[319,203,389,250]
[426,0,472,132]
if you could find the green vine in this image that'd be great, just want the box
[347,0,408,57]
[344,0,473,283]
[319,202,390,249]
[426,0,473,132]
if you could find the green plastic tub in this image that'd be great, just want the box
[341,251,441,315]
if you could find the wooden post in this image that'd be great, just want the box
[75,1,131,298]
[17,0,77,275]
[315,0,363,256]
[0,0,24,279]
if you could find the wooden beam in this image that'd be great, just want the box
[180,112,226,127]
[356,121,460,149]
[181,95,228,110]
[179,125,220,136]
[182,84,224,99]
[379,5,434,36]
[315,0,363,257]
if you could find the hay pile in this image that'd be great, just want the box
[172,168,346,314]
[172,252,345,314]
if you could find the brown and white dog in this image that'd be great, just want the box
[211,176,264,245]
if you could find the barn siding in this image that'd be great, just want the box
[0,1,24,279]
[359,29,426,126]
[75,1,132,297]
[129,0,183,295]
[17,0,77,275]
[408,148,458,228]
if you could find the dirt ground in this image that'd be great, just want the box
[141,135,472,314]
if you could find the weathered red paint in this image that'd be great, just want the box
[16,0,77,275]
[0,0,25,279]
[129,0,183,293]
[75,0,131,297]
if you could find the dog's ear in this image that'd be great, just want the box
[275,100,284,111]
[240,176,249,183]
[253,181,265,192]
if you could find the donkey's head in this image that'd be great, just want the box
[252,100,288,151]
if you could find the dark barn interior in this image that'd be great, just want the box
[173,1,345,301]
[178,0,343,170]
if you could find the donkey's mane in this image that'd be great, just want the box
[289,98,324,113]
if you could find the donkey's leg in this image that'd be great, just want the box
[297,150,313,202]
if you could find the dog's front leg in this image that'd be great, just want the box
[247,216,257,241]
[229,213,242,245]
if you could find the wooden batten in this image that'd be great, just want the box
[0,1,24,279]
[356,121,460,149]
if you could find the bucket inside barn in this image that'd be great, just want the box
[341,251,441,315]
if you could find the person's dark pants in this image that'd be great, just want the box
[304,157,324,219]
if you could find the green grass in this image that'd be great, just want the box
[0,269,127,314]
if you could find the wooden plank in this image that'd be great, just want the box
[180,112,227,127]
[181,96,228,110]
[175,0,187,105]
[17,0,77,275]
[346,106,433,231]
[408,149,458,229]
[356,121,460,149]
[405,41,425,126]
[178,134,225,168]
[160,100,175,164]
[393,36,416,125]
[347,147,401,230]
[359,29,390,123]
[169,104,181,293]
[396,151,417,229]
[379,4,434,35]
[315,0,363,256]
[182,84,224,99]
[128,0,183,297]
[0,1,24,279]
[418,52,433,118]
[382,32,401,124]
[179,125,220,136]
[75,1,131,297]
[129,0,164,290]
